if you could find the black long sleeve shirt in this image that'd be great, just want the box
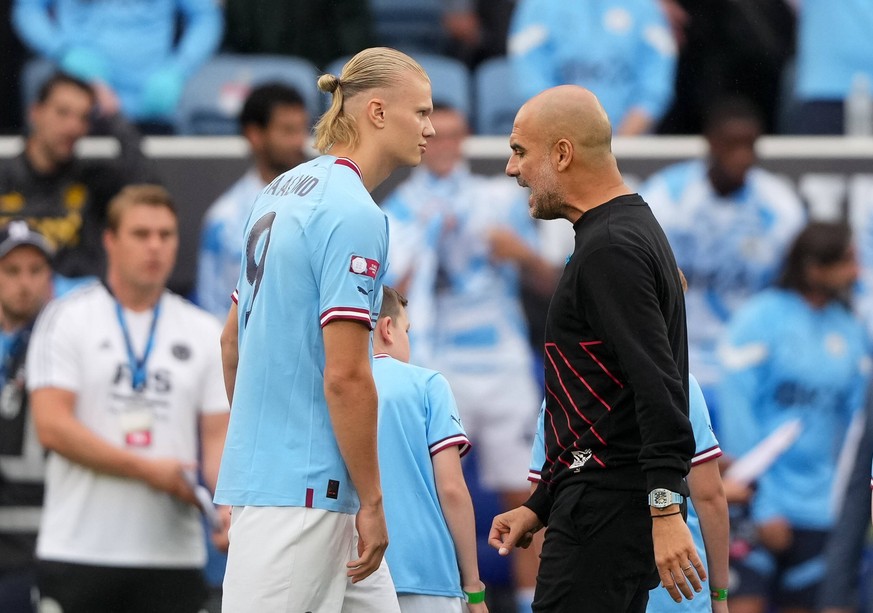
[525,194,694,524]
[0,117,152,279]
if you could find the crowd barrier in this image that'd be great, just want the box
[1,135,872,296]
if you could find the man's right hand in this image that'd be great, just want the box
[141,458,199,507]
[488,506,543,556]
[348,502,389,583]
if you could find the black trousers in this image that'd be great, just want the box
[37,560,206,613]
[533,484,659,613]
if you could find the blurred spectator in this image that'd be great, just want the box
[196,83,309,318]
[443,0,516,67]
[12,0,222,133]
[0,222,54,613]
[817,380,873,613]
[639,97,805,428]
[657,0,795,135]
[26,185,229,613]
[381,103,553,613]
[0,73,152,289]
[223,0,373,69]
[507,0,677,135]
[789,0,873,135]
[717,222,869,613]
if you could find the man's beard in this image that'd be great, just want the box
[530,188,565,221]
[1,301,40,328]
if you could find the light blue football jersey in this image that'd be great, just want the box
[717,289,869,528]
[13,0,221,121]
[640,160,805,393]
[215,156,388,514]
[373,354,471,597]
[508,0,676,126]
[795,0,873,100]
[528,400,547,485]
[382,164,538,372]
[529,374,722,613]
[197,169,265,318]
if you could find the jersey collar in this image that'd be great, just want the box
[334,157,363,182]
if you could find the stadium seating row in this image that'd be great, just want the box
[21,52,523,136]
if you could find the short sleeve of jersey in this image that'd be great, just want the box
[26,298,81,393]
[312,200,387,329]
[425,372,471,457]
[194,314,230,415]
[689,374,721,466]
[529,399,547,482]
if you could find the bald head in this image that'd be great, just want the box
[506,85,629,222]
[516,86,613,163]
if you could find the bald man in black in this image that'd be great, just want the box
[489,86,702,613]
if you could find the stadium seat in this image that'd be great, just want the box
[474,56,523,135]
[175,54,321,135]
[325,53,472,122]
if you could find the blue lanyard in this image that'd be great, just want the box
[114,299,161,393]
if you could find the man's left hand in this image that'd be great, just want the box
[652,512,706,602]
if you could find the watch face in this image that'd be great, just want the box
[653,490,668,507]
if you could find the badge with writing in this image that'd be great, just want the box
[120,395,153,447]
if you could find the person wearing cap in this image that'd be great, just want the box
[25,185,229,613]
[0,220,54,613]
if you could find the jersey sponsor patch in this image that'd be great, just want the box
[349,255,380,278]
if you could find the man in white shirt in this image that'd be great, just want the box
[27,184,229,613]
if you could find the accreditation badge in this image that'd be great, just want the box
[120,395,153,447]
[0,381,22,420]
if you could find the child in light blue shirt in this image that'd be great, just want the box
[372,287,487,613]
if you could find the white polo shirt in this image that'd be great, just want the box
[27,282,228,567]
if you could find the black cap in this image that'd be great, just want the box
[0,221,55,261]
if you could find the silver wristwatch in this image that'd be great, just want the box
[648,488,684,509]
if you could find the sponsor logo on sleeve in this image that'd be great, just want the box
[349,255,380,278]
